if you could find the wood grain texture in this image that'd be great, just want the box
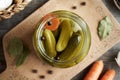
[0,0,120,80]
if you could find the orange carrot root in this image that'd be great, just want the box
[100,69,116,80]
[45,17,60,31]
[83,60,104,80]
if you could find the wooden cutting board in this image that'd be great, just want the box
[1,0,120,80]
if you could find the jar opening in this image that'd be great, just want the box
[33,10,91,67]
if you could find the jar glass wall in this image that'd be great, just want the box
[33,10,91,68]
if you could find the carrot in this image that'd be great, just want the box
[83,60,104,80]
[44,17,60,31]
[100,69,115,80]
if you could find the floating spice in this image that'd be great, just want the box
[41,36,45,40]
[47,21,52,26]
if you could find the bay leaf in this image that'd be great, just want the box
[98,16,112,40]
[16,46,30,67]
[8,37,23,56]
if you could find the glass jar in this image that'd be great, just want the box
[33,10,91,68]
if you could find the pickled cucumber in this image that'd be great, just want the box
[43,29,57,58]
[58,32,82,61]
[56,19,73,52]
[52,27,61,41]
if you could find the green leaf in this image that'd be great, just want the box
[16,46,30,67]
[8,37,23,56]
[98,16,112,40]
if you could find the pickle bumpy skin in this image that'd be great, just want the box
[56,19,73,52]
[43,29,57,58]
[58,33,81,61]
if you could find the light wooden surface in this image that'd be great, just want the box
[0,0,120,80]
[73,0,120,80]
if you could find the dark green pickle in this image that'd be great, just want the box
[58,32,82,61]
[33,10,91,68]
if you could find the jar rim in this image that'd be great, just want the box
[33,10,91,64]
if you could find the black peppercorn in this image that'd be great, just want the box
[41,36,45,40]
[47,70,53,74]
[31,69,38,73]
[47,21,52,26]
[80,2,86,6]
[39,75,45,79]
[72,6,77,9]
